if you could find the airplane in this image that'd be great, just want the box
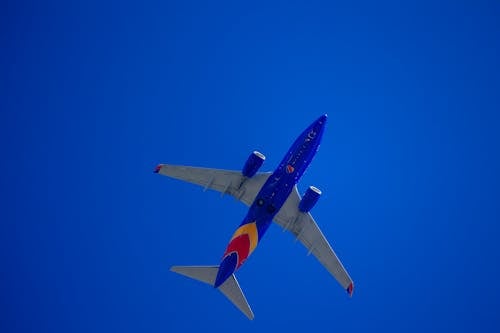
[154,114,353,320]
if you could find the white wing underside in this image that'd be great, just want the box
[156,164,353,294]
[274,186,354,292]
[156,164,272,206]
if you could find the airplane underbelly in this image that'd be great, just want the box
[217,175,296,286]
[221,220,259,268]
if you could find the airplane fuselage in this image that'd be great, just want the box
[214,115,327,288]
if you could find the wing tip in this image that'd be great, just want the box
[154,164,162,173]
[347,282,354,297]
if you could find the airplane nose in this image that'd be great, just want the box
[317,114,328,126]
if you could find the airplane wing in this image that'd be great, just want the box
[154,164,272,207]
[273,185,354,296]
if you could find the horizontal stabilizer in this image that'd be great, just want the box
[170,266,254,320]
[219,274,254,320]
[170,265,218,285]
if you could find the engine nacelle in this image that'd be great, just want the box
[299,186,322,212]
[242,151,266,178]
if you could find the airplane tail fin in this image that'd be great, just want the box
[170,265,254,320]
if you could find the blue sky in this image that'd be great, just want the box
[2,0,500,332]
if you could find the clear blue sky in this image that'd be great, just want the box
[2,1,500,332]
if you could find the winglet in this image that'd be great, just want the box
[154,164,162,173]
[347,282,354,297]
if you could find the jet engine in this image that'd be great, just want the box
[242,151,266,178]
[299,186,322,212]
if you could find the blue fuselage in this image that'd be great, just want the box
[214,114,327,288]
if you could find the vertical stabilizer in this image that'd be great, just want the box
[170,266,254,320]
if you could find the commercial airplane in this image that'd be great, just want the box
[154,114,353,320]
